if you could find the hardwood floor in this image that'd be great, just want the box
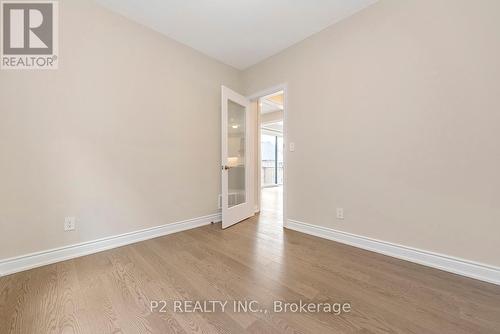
[1,190,499,333]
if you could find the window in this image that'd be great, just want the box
[261,133,283,187]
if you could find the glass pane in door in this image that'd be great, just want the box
[227,100,246,207]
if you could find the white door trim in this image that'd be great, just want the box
[247,83,288,226]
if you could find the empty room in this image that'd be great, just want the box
[1,0,500,333]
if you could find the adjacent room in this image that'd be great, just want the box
[259,91,284,220]
[1,0,500,333]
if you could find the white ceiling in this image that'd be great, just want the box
[261,99,283,115]
[95,0,377,69]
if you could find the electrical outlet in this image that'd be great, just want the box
[64,217,76,231]
[336,208,344,220]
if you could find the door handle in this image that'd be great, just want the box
[222,165,230,170]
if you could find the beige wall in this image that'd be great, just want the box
[243,0,500,266]
[0,0,241,259]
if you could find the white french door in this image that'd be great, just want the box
[221,86,254,228]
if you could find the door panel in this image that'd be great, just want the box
[221,86,254,228]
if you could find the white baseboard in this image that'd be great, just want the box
[285,219,500,286]
[0,213,221,277]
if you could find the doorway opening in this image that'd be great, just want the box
[256,89,285,223]
[221,84,286,229]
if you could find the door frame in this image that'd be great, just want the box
[247,83,288,226]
